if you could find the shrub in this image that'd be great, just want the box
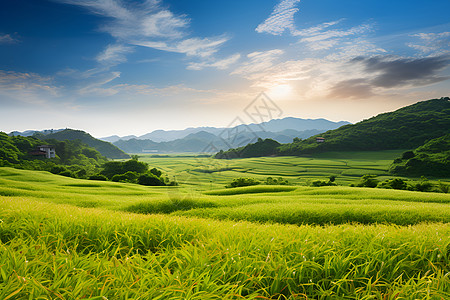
[410,177,433,192]
[138,173,165,186]
[401,151,415,160]
[112,171,139,183]
[150,167,162,177]
[356,175,379,188]
[58,170,73,177]
[438,181,449,193]
[226,177,260,188]
[310,180,337,187]
[377,178,407,190]
[265,177,289,185]
[88,174,108,181]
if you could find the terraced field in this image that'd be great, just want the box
[0,152,449,299]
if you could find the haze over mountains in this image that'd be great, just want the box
[102,117,349,143]
[102,117,350,153]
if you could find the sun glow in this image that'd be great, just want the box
[267,84,293,99]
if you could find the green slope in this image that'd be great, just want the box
[390,134,450,177]
[41,129,129,159]
[277,97,450,155]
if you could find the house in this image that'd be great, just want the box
[33,145,56,158]
[316,137,325,143]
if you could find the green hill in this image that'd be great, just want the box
[390,134,450,177]
[277,97,450,155]
[215,138,280,159]
[39,129,129,159]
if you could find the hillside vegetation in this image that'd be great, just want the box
[35,129,129,159]
[217,98,450,159]
[390,134,450,177]
[278,97,449,155]
[0,132,107,175]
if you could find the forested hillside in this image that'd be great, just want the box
[277,97,449,155]
[390,134,450,177]
[215,97,450,159]
[36,129,129,159]
[0,132,107,178]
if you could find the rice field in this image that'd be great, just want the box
[1,151,449,299]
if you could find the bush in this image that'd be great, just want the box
[58,170,73,177]
[150,167,162,177]
[438,181,449,193]
[401,151,415,160]
[112,171,139,183]
[88,174,108,181]
[356,175,379,188]
[138,173,165,186]
[265,177,289,185]
[410,177,433,192]
[226,177,260,188]
[377,178,407,190]
[310,180,337,187]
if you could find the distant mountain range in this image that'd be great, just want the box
[8,117,351,155]
[106,117,350,153]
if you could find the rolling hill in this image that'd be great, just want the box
[35,129,129,159]
[277,97,450,155]
[216,97,450,159]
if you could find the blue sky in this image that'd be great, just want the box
[1,0,449,137]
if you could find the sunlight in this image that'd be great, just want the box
[267,84,293,99]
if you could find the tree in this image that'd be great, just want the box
[356,175,379,188]
[138,173,165,186]
[150,167,162,177]
[226,177,260,188]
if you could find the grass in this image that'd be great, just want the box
[1,149,450,298]
[1,197,448,299]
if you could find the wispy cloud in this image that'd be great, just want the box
[96,44,134,66]
[56,0,188,40]
[256,0,301,35]
[231,49,284,80]
[408,31,450,56]
[56,0,232,69]
[0,33,19,44]
[187,54,241,70]
[0,70,59,106]
[78,71,122,96]
[0,71,56,93]
[135,36,230,58]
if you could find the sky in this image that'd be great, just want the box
[0,0,449,138]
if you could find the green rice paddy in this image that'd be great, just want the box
[0,151,449,299]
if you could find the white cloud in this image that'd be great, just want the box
[140,10,189,39]
[135,36,230,57]
[299,24,372,43]
[408,31,450,56]
[187,54,241,70]
[56,0,232,69]
[231,49,284,79]
[0,71,57,94]
[96,44,134,65]
[78,71,121,96]
[256,0,301,35]
[0,34,18,44]
[0,70,60,106]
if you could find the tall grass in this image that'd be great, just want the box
[0,197,448,299]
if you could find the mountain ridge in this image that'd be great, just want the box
[101,117,351,143]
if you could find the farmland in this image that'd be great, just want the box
[0,151,449,299]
